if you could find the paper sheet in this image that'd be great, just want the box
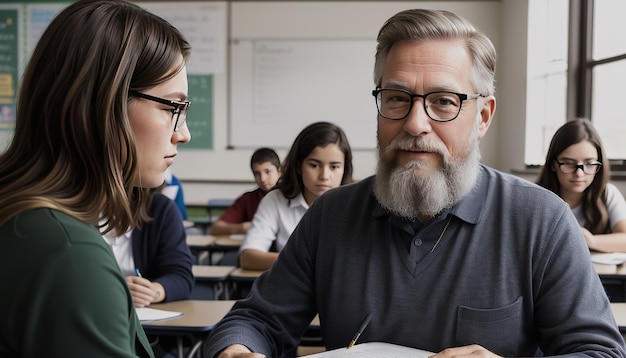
[136,307,183,322]
[305,342,434,357]
[591,252,626,265]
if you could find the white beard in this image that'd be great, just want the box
[374,126,481,220]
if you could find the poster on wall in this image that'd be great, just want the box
[0,2,223,148]
[0,8,20,129]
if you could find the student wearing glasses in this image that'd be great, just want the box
[0,0,191,356]
[537,118,626,252]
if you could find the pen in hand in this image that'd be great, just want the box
[135,268,141,277]
[347,313,372,349]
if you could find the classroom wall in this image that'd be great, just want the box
[0,0,541,203]
[177,0,508,203]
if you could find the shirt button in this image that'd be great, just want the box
[414,238,423,246]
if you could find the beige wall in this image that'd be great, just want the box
[0,0,546,203]
[177,0,522,202]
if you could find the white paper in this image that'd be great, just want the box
[591,252,626,265]
[305,342,434,357]
[136,307,183,322]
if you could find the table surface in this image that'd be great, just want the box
[611,302,626,330]
[186,235,217,248]
[192,265,236,281]
[186,235,243,248]
[213,237,244,248]
[142,300,235,334]
[228,267,266,281]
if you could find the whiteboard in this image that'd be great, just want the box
[229,38,378,149]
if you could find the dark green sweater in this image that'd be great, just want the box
[0,208,153,357]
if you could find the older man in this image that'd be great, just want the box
[204,9,626,358]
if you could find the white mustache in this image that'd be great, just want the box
[385,135,447,157]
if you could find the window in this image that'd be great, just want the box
[526,0,626,166]
[525,0,569,165]
[568,0,626,161]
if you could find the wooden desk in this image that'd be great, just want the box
[186,234,217,249]
[187,234,242,265]
[213,237,243,251]
[186,235,217,265]
[192,265,236,299]
[611,302,626,334]
[228,268,265,282]
[226,268,265,300]
[142,300,235,358]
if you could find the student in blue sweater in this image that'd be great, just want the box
[103,190,194,308]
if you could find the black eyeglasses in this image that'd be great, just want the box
[372,88,484,122]
[556,161,602,174]
[129,90,191,132]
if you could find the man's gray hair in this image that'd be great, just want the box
[373,9,496,96]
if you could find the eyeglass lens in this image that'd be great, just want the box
[173,103,190,131]
[375,89,463,121]
[558,162,602,174]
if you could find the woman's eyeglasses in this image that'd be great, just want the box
[130,90,191,132]
[556,161,602,174]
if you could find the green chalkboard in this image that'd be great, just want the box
[185,74,213,149]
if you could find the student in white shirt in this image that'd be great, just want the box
[239,122,354,270]
[537,118,626,252]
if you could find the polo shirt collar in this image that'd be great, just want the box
[372,164,487,225]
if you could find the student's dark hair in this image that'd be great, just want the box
[250,147,281,170]
[277,121,353,200]
[536,118,610,233]
[0,0,191,235]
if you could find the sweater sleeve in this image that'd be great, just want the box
[22,243,152,357]
[532,203,625,357]
[138,194,194,302]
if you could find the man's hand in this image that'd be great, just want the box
[431,344,501,358]
[217,344,265,358]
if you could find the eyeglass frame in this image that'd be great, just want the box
[372,87,484,122]
[556,161,603,175]
[129,90,191,132]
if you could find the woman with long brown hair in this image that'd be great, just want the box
[537,118,626,252]
[0,1,191,356]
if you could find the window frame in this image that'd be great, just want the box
[568,0,626,165]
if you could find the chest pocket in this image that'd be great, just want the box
[456,296,532,356]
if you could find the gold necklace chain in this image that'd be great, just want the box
[430,215,453,253]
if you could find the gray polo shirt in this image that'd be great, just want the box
[205,165,626,358]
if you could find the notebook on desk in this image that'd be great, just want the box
[305,342,434,357]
